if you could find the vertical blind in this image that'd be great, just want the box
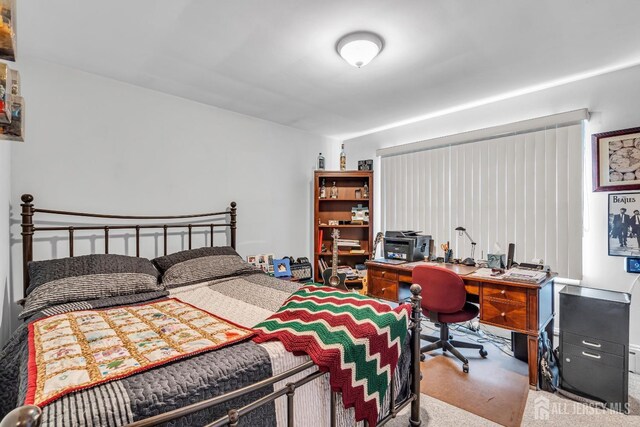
[381,123,583,279]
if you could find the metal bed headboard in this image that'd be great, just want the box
[20,194,237,295]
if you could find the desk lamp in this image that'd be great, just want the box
[455,226,476,266]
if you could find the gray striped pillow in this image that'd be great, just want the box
[161,255,260,288]
[153,247,260,288]
[21,254,162,319]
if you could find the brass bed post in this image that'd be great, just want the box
[21,194,35,296]
[409,284,422,426]
[230,201,237,250]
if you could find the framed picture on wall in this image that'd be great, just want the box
[0,0,16,62]
[593,127,640,192]
[608,192,640,256]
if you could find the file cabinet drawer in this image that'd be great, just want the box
[563,331,625,357]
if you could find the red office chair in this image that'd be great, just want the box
[413,264,487,373]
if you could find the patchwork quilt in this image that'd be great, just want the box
[253,284,411,427]
[26,298,254,407]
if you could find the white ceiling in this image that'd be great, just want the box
[18,0,640,140]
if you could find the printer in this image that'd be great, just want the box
[383,231,431,262]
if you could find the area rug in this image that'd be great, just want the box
[420,342,530,427]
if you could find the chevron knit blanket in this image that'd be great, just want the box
[252,284,411,426]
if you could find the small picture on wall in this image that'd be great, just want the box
[608,192,640,257]
[0,0,16,62]
[593,127,640,192]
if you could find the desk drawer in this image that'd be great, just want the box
[370,268,398,281]
[483,283,527,304]
[481,299,527,330]
[368,277,398,301]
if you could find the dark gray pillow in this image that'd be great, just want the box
[152,246,240,274]
[152,247,259,288]
[21,254,162,319]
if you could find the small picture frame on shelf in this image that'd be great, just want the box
[355,189,362,199]
[273,258,292,277]
[328,220,339,226]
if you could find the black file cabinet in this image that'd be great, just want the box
[559,285,630,413]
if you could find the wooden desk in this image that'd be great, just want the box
[366,260,556,388]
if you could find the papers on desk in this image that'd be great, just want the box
[503,268,547,283]
[469,268,504,279]
[469,267,547,283]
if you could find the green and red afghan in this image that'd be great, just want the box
[252,284,411,426]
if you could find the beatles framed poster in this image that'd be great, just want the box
[609,192,640,256]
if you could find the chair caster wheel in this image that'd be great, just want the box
[449,334,453,340]
[463,364,469,373]
[479,349,488,358]
[420,354,426,362]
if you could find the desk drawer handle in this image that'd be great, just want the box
[381,272,386,277]
[582,340,601,348]
[581,351,601,359]
[500,290,506,295]
[500,312,506,317]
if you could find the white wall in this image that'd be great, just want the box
[0,142,10,345]
[344,63,640,349]
[3,57,337,343]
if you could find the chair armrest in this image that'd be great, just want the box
[0,405,42,427]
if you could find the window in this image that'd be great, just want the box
[380,118,584,279]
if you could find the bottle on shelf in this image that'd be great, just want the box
[330,181,338,199]
[317,153,325,170]
[363,181,369,199]
[319,179,326,199]
[340,144,346,171]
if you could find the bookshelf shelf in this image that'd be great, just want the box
[313,170,373,286]
[318,198,370,202]
[318,225,369,228]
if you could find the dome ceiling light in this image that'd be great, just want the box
[336,32,383,68]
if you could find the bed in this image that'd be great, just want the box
[0,194,423,427]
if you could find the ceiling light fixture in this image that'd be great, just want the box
[336,32,383,68]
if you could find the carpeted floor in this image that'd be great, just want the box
[388,373,640,426]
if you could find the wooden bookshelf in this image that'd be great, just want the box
[313,170,373,287]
